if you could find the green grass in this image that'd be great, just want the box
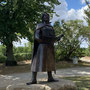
[62,76,90,90]
[56,61,90,69]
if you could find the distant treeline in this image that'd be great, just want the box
[0,43,90,63]
[0,43,32,63]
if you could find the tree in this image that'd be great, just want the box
[54,20,88,61]
[84,0,90,26]
[84,0,90,44]
[0,0,60,66]
[84,46,90,56]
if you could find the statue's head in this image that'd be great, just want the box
[42,12,50,23]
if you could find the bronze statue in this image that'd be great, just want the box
[27,12,63,85]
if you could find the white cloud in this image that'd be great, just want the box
[67,9,77,20]
[81,0,86,4]
[13,38,28,47]
[80,40,88,48]
[51,0,88,25]
[51,0,68,23]
[66,6,88,25]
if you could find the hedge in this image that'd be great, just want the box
[14,53,32,61]
[0,53,32,63]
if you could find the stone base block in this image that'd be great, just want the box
[6,79,77,90]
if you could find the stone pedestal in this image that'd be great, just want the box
[6,78,77,90]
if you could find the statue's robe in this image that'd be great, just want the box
[31,23,57,72]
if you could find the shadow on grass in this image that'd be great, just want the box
[0,63,31,75]
[62,76,90,90]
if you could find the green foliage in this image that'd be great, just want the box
[0,42,33,63]
[84,0,90,42]
[13,47,25,54]
[84,46,90,56]
[13,42,32,54]
[0,53,7,63]
[0,0,60,45]
[0,45,6,63]
[84,0,90,26]
[15,42,33,61]
[14,53,31,61]
[0,0,60,64]
[54,20,88,61]
[13,42,32,61]
[0,45,6,55]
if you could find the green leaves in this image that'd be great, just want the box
[84,0,90,26]
[54,20,88,61]
[0,0,60,45]
[0,0,61,63]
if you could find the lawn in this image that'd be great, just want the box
[56,61,90,69]
[0,60,90,75]
[62,76,90,90]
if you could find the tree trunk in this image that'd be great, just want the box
[5,42,17,66]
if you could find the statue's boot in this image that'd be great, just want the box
[26,72,37,85]
[47,71,58,82]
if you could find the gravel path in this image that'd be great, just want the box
[0,67,90,89]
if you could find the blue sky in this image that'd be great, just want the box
[66,0,86,10]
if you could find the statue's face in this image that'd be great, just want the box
[42,13,49,22]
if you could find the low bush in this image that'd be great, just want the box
[0,53,32,63]
[0,53,7,63]
[14,53,32,61]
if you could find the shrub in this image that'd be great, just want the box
[84,46,90,56]
[14,53,32,61]
[0,45,6,55]
[0,53,7,63]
